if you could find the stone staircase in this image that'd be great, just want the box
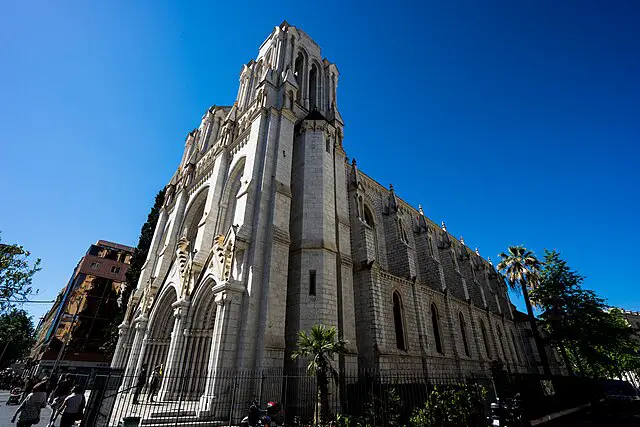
[137,409,231,426]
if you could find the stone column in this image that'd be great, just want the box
[111,322,131,369]
[121,316,148,390]
[158,299,190,401]
[198,281,243,417]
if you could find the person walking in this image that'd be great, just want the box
[132,365,147,404]
[11,381,48,427]
[147,365,162,403]
[57,385,85,427]
[21,376,36,401]
[47,373,74,427]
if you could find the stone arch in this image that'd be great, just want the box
[479,318,492,359]
[362,201,380,261]
[308,61,322,110]
[144,284,178,371]
[219,157,246,235]
[179,186,209,248]
[392,291,406,350]
[186,277,218,331]
[294,49,308,102]
[458,311,470,357]
[509,328,521,363]
[398,218,409,244]
[158,220,172,254]
[363,203,375,228]
[496,324,508,362]
[182,277,218,398]
[430,303,444,355]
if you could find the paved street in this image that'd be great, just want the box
[544,404,640,427]
[0,391,53,427]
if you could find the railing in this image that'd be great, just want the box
[79,367,490,426]
[74,368,635,426]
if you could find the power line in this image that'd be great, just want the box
[5,299,55,304]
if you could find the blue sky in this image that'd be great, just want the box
[1,1,639,323]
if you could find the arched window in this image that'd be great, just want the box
[363,204,379,261]
[178,188,208,254]
[294,52,305,101]
[363,205,374,228]
[158,221,171,252]
[393,292,406,350]
[459,312,470,357]
[480,320,492,359]
[220,160,245,235]
[185,200,206,245]
[497,326,508,361]
[431,304,443,354]
[510,330,521,363]
[451,250,459,272]
[427,236,434,257]
[309,63,318,109]
[399,219,409,244]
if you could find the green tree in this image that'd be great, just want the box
[292,324,348,426]
[0,233,41,313]
[0,309,35,368]
[530,250,640,378]
[119,188,166,309]
[497,245,551,375]
[101,189,165,356]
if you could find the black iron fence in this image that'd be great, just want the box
[66,368,635,426]
[75,367,491,426]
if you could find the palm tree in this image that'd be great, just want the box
[291,324,347,426]
[497,245,552,375]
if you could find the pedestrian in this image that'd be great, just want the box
[11,381,48,427]
[57,385,85,427]
[132,365,147,404]
[21,376,36,401]
[47,373,75,427]
[147,365,162,402]
[47,372,59,396]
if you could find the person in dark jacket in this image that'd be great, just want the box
[147,365,162,402]
[132,366,147,404]
[21,376,36,401]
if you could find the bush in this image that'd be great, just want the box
[409,385,487,427]
[333,388,404,427]
[361,388,404,427]
[334,412,355,427]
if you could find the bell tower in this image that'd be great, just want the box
[220,21,351,374]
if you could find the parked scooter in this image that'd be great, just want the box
[488,394,524,426]
[240,400,282,427]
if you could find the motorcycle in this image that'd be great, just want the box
[240,400,282,427]
[488,394,524,426]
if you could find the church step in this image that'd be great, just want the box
[140,416,226,425]
[148,410,197,418]
[139,421,227,427]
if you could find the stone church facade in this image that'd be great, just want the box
[112,22,563,414]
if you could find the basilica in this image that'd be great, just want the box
[112,21,564,416]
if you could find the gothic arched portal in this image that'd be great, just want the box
[143,286,178,372]
[181,279,218,399]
